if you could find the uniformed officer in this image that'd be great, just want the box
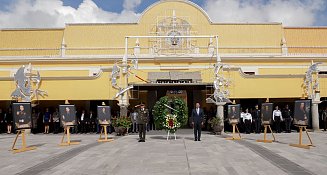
[136,103,149,142]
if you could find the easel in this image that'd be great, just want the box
[11,129,36,153]
[257,125,275,143]
[59,126,80,146]
[290,125,313,149]
[98,124,114,142]
[167,130,177,140]
[226,123,241,140]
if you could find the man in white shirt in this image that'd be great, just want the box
[273,106,283,133]
[243,108,252,134]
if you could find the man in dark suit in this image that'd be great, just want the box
[252,105,261,134]
[191,102,204,141]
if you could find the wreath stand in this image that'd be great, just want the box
[98,124,114,142]
[59,126,80,146]
[256,124,275,143]
[167,130,177,140]
[289,125,313,149]
[11,129,36,153]
[226,123,241,140]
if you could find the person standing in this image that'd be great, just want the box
[242,108,252,134]
[43,108,51,134]
[31,109,38,134]
[322,107,327,131]
[0,108,4,134]
[89,110,96,133]
[273,106,283,133]
[136,104,149,142]
[191,102,204,141]
[282,105,292,133]
[52,108,60,134]
[252,105,261,134]
[5,108,13,134]
[130,108,138,133]
[79,110,87,134]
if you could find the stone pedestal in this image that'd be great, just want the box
[311,100,321,131]
[216,102,226,133]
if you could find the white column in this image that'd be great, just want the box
[311,100,321,131]
[216,102,226,133]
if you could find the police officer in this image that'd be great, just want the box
[136,103,149,142]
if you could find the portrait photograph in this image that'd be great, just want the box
[13,102,32,129]
[97,106,111,125]
[293,100,311,126]
[261,103,273,124]
[227,104,240,124]
[59,105,76,126]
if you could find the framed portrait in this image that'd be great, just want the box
[261,103,273,125]
[227,104,240,124]
[97,106,111,125]
[59,105,76,126]
[12,102,32,129]
[293,100,311,126]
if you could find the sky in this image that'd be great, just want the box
[0,0,326,28]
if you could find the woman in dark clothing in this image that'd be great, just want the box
[5,108,13,134]
[43,108,51,134]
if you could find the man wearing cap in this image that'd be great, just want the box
[136,103,149,142]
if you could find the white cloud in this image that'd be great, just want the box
[123,0,142,11]
[204,0,326,26]
[0,0,141,28]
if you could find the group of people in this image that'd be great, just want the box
[235,105,297,134]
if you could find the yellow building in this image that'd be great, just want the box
[0,0,326,129]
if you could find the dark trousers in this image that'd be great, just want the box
[80,123,86,133]
[194,123,201,140]
[274,116,281,133]
[132,122,137,133]
[254,119,261,133]
[245,119,251,134]
[324,119,327,131]
[138,124,146,141]
[284,118,291,133]
[53,122,60,134]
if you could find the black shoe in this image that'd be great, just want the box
[141,140,145,142]
[138,140,142,142]
[194,139,197,141]
[198,139,201,141]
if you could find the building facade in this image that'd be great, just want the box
[0,0,326,129]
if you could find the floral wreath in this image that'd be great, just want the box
[163,114,181,133]
[153,96,188,130]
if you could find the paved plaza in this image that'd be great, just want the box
[0,129,326,175]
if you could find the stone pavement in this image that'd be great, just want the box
[0,129,326,175]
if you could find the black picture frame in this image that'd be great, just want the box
[59,105,76,126]
[261,103,273,124]
[12,102,32,129]
[97,106,111,125]
[227,104,240,124]
[293,100,311,126]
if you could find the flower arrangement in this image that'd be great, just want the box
[153,96,188,130]
[163,114,181,133]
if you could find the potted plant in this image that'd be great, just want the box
[112,116,132,136]
[208,116,223,135]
